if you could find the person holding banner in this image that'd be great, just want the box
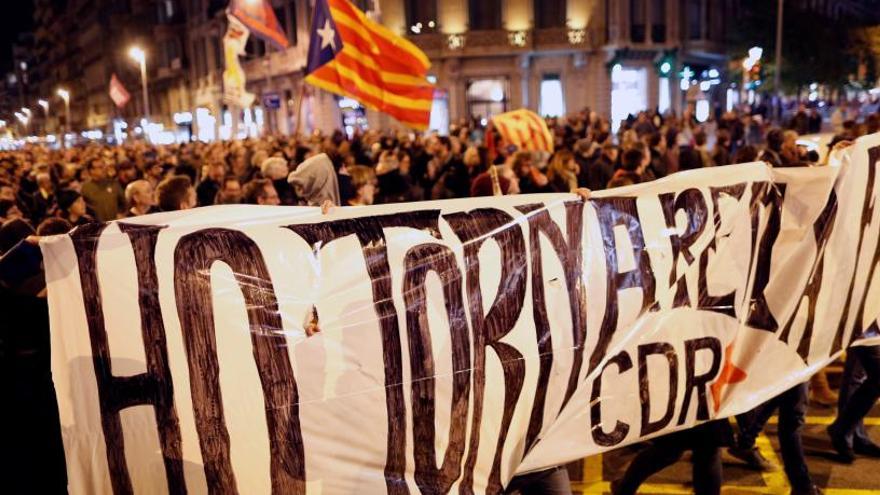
[829,346,880,462]
[826,141,880,464]
[611,420,732,495]
[287,153,341,210]
[726,126,825,495]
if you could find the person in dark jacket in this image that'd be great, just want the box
[0,224,68,494]
[428,136,471,199]
[586,143,618,191]
[196,162,225,206]
[608,147,645,187]
[56,189,95,227]
[612,421,732,495]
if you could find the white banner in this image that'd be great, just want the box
[44,134,880,494]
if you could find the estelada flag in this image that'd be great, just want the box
[304,0,434,130]
[108,73,131,109]
[228,0,289,49]
[491,109,554,153]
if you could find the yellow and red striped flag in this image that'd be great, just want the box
[305,0,434,130]
[491,109,555,153]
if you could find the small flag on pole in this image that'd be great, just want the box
[108,73,131,109]
[228,0,289,49]
[304,0,435,130]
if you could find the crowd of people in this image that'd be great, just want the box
[2,104,878,236]
[1,102,880,494]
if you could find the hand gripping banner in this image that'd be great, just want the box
[43,134,880,494]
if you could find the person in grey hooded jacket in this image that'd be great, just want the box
[288,153,341,209]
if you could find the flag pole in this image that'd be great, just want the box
[293,80,305,136]
[264,42,274,136]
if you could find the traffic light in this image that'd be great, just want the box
[656,51,675,77]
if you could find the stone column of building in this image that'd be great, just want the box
[566,53,590,114]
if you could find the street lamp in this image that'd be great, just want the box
[57,87,71,147]
[15,111,30,136]
[128,46,150,121]
[37,99,49,135]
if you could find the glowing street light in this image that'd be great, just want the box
[129,45,150,120]
[37,99,49,113]
[749,46,763,61]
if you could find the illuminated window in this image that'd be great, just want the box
[658,76,670,114]
[610,65,648,132]
[467,78,508,120]
[540,74,565,117]
[695,99,710,122]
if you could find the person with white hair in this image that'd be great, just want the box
[124,179,156,217]
[261,157,295,205]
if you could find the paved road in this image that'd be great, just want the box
[567,404,880,494]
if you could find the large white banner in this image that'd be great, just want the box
[44,134,880,494]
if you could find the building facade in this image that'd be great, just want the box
[19,0,736,139]
[244,0,735,134]
[384,0,734,132]
[27,0,194,138]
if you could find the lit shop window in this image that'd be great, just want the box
[467,78,509,121]
[610,64,647,132]
[540,74,565,118]
[658,76,671,114]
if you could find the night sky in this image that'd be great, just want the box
[0,1,34,74]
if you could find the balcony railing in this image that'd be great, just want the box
[407,27,597,56]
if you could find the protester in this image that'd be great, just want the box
[0,101,879,495]
[376,149,421,203]
[511,151,549,194]
[216,176,243,205]
[56,189,94,227]
[546,150,579,193]
[156,175,197,212]
[36,217,73,236]
[346,165,377,206]
[609,148,645,187]
[79,157,125,221]
[586,143,618,191]
[428,135,471,199]
[288,153,340,208]
[829,346,880,462]
[0,227,67,494]
[612,421,732,495]
[242,178,282,206]
[124,179,156,217]
[197,161,226,206]
[30,172,56,223]
[261,157,296,205]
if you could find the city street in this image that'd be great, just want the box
[3,0,880,494]
[569,403,880,494]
